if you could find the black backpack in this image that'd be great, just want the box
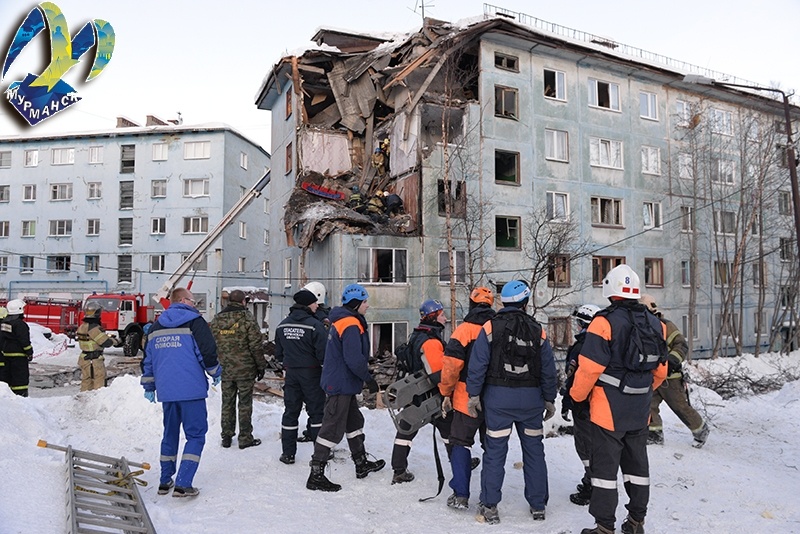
[622,307,668,373]
[395,327,438,378]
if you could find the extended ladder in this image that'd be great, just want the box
[38,440,157,534]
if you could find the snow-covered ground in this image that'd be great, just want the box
[2,327,799,533]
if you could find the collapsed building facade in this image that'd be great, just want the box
[255,10,800,358]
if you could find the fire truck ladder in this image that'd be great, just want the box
[38,439,157,534]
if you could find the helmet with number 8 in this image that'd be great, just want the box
[602,264,641,300]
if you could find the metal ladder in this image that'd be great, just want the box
[38,440,157,534]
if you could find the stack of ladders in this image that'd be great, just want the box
[38,440,157,534]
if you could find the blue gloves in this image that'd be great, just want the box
[144,391,156,403]
[212,375,221,387]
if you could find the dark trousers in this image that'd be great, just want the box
[391,414,452,471]
[650,376,704,433]
[281,368,324,455]
[572,404,593,488]
[312,395,366,462]
[588,423,650,530]
[3,356,29,397]
[448,410,485,498]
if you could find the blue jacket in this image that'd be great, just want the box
[321,306,373,396]
[141,303,221,402]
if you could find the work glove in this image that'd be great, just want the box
[26,354,33,362]
[144,391,156,403]
[256,369,266,381]
[441,396,453,417]
[365,379,379,393]
[543,401,556,421]
[212,375,221,387]
[467,396,481,418]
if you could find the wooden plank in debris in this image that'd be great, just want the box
[382,48,436,92]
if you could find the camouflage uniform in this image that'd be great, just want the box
[210,302,266,446]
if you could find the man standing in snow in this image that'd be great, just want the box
[0,299,34,397]
[210,289,266,450]
[76,301,121,392]
[141,287,221,498]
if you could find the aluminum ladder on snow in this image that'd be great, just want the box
[38,439,157,534]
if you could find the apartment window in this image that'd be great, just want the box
[150,255,166,272]
[0,151,10,167]
[754,311,767,334]
[681,260,692,287]
[592,256,625,285]
[548,317,572,349]
[51,147,75,165]
[681,206,695,232]
[678,153,693,180]
[437,180,467,217]
[183,178,209,197]
[85,255,99,273]
[118,255,132,283]
[286,89,292,119]
[24,149,38,167]
[546,192,569,222]
[780,237,794,262]
[152,143,168,161]
[48,219,72,236]
[715,313,738,338]
[0,221,7,237]
[494,52,519,72]
[711,108,733,135]
[238,257,246,273]
[778,191,792,215]
[21,220,35,237]
[644,258,664,287]
[285,143,293,174]
[753,260,766,287]
[548,254,570,287]
[545,129,569,161]
[495,216,521,249]
[495,150,519,184]
[494,85,518,119]
[639,91,658,120]
[641,146,661,175]
[780,286,796,308]
[87,219,100,236]
[20,256,34,274]
[0,185,8,202]
[357,248,408,284]
[438,250,467,284]
[643,201,661,229]
[676,99,691,127]
[591,196,623,226]
[181,254,208,272]
[183,216,209,234]
[682,314,700,341]
[588,78,620,111]
[120,181,134,209]
[284,257,293,287]
[87,182,102,199]
[50,183,73,201]
[261,260,270,279]
[589,137,623,169]
[239,221,247,239]
[714,261,733,286]
[151,179,167,198]
[151,217,166,234]
[184,141,210,160]
[239,152,248,170]
[543,68,566,100]
[88,145,103,164]
[120,144,135,173]
[711,159,735,184]
[714,210,736,235]
[264,229,270,245]
[47,255,71,272]
[0,256,7,273]
[119,218,133,245]
[372,322,409,362]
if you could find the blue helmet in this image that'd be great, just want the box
[419,299,444,319]
[501,280,531,304]
[342,283,369,305]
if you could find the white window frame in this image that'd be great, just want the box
[0,256,7,273]
[545,129,569,162]
[543,68,566,101]
[20,256,34,273]
[181,253,208,272]
[284,257,293,288]
[21,220,35,237]
[779,191,792,215]
[151,217,166,234]
[262,260,270,279]
[588,78,620,111]
[639,91,658,120]
[150,254,166,272]
[0,185,8,202]
[151,179,167,198]
[682,314,700,341]
[643,201,662,230]
[714,210,736,235]
[0,151,10,168]
[681,260,692,287]
[48,219,72,237]
[438,250,467,284]
[184,141,211,160]
[681,206,695,233]
[589,137,623,169]
[50,183,73,201]
[0,221,8,237]
[239,152,248,169]
[712,159,735,184]
[24,149,38,167]
[183,178,209,198]
[641,146,661,175]
[546,191,569,222]
[357,248,409,284]
[676,99,691,127]
[264,229,270,245]
[495,216,521,249]
[238,257,246,273]
[712,108,733,135]
[85,255,99,273]
[183,216,209,234]
[87,219,100,236]
[87,182,102,199]
[238,221,247,239]
[88,145,103,164]
[678,153,693,179]
[152,143,168,161]
[591,196,623,226]
[46,255,71,272]
[51,147,75,165]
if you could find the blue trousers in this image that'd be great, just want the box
[160,399,208,488]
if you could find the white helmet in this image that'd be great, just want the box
[573,304,601,326]
[7,299,25,315]
[602,264,641,300]
[303,281,327,305]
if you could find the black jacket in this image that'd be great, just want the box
[274,305,327,368]
[0,315,33,358]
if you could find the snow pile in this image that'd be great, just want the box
[28,323,72,361]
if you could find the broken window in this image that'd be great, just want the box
[120,144,135,173]
[494,52,519,72]
[371,322,408,361]
[438,250,467,284]
[546,192,569,222]
[286,89,292,120]
[437,180,466,217]
[46,255,70,272]
[644,258,664,287]
[120,181,134,209]
[118,255,132,283]
[357,248,407,283]
[285,142,293,174]
[119,218,133,245]
[543,69,566,100]
[495,216,520,249]
[421,104,464,146]
[592,256,625,285]
[588,79,620,111]
[85,255,99,273]
[495,150,519,184]
[591,196,623,226]
[494,86,518,119]
[547,254,570,287]
[547,316,571,349]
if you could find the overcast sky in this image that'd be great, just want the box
[1,0,799,152]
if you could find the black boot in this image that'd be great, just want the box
[647,429,664,445]
[570,482,592,506]
[306,460,341,492]
[353,452,385,479]
[621,516,645,534]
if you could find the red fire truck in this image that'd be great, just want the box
[0,298,82,337]
[79,293,158,357]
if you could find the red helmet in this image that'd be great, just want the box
[469,287,494,306]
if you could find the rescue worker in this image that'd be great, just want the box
[77,301,121,391]
[274,288,327,463]
[466,281,558,524]
[307,283,385,492]
[366,191,388,223]
[384,190,404,216]
[570,265,668,534]
[349,186,366,214]
[303,281,331,328]
[210,289,267,450]
[0,299,34,396]
[561,304,602,506]
[641,294,709,448]
[0,306,7,385]
[390,299,451,484]
[439,286,496,510]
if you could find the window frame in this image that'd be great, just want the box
[150,254,166,272]
[183,216,209,234]
[46,255,71,273]
[357,247,408,284]
[88,145,103,164]
[48,219,73,237]
[546,191,569,222]
[120,144,135,173]
[589,137,623,169]
[495,215,521,250]
[24,149,38,167]
[494,52,519,72]
[50,183,73,201]
[119,181,134,209]
[151,217,166,235]
[590,196,623,227]
[641,145,661,175]
[152,143,168,161]
[592,256,625,285]
[20,256,34,274]
[87,219,100,236]
[644,257,664,287]
[713,261,734,287]
[643,201,662,230]
[87,182,102,199]
[711,108,733,135]
[118,255,133,284]
[151,179,167,198]
[239,152,248,170]
[0,185,9,202]
[778,191,792,215]
[494,149,520,184]
[183,178,209,198]
[285,142,293,174]
[51,147,75,166]
[543,68,566,101]
[713,210,736,235]
[0,151,11,168]
[547,254,571,287]
[21,220,36,237]
[184,141,211,160]
[0,220,9,237]
[639,91,658,120]
[545,128,569,162]
[494,85,519,120]
[438,250,467,284]
[118,218,133,246]
[588,78,620,111]
[85,255,99,273]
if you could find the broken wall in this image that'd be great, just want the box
[299,128,354,176]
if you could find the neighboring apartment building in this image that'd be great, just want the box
[254,12,800,357]
[0,117,271,320]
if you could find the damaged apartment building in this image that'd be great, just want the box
[255,9,800,357]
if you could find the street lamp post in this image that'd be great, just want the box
[683,74,800,261]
